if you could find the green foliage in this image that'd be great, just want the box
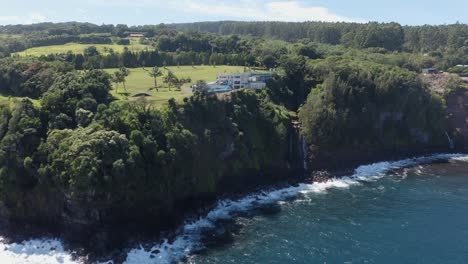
[41,69,111,129]
[0,99,42,195]
[38,126,129,193]
[299,60,447,158]
[265,55,314,110]
[0,58,73,98]
[345,22,405,51]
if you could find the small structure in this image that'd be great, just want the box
[128,33,144,38]
[422,68,440,74]
[461,77,468,83]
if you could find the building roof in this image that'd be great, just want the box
[129,33,144,37]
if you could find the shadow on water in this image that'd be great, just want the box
[197,200,286,254]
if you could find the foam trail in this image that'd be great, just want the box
[123,153,468,264]
[0,237,78,264]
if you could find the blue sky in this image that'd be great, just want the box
[0,0,466,26]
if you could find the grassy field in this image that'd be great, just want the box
[14,41,152,56]
[104,65,250,105]
[0,66,254,108]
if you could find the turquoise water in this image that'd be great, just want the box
[189,160,468,264]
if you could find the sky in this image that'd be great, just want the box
[0,0,466,26]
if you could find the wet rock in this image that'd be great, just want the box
[312,170,333,182]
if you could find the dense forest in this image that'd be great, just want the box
[0,20,466,252]
[1,21,467,70]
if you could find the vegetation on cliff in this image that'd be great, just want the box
[0,67,292,226]
[299,58,447,161]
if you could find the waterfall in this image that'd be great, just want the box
[288,132,293,163]
[301,136,309,171]
[445,131,455,149]
[291,120,308,172]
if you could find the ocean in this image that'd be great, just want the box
[1,154,467,264]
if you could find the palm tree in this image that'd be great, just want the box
[146,66,163,92]
[112,72,122,93]
[119,67,130,92]
[163,70,178,91]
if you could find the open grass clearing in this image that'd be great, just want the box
[105,65,253,106]
[14,42,153,56]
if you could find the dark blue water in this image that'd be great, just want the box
[189,161,468,264]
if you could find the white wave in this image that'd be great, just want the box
[0,237,78,264]
[0,153,465,264]
[123,153,468,264]
[452,155,468,162]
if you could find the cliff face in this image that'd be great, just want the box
[0,121,307,256]
[446,88,468,150]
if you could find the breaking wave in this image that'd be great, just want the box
[0,237,78,264]
[0,153,466,264]
[123,153,468,264]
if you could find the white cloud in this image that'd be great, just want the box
[85,0,365,23]
[174,0,363,22]
[266,1,357,22]
[0,13,47,25]
[0,16,23,24]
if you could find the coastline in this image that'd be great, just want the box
[1,150,466,263]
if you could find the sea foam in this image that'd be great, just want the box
[0,153,466,264]
[0,237,78,264]
[123,153,468,264]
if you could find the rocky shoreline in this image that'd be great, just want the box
[0,148,464,263]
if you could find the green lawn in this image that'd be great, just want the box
[14,42,152,56]
[104,65,251,106]
[0,65,256,108]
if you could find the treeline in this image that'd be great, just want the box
[28,34,112,47]
[171,21,468,52]
[2,21,467,54]
[40,48,257,70]
[1,21,467,72]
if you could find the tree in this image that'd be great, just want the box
[84,46,100,57]
[112,71,123,93]
[163,70,178,91]
[194,80,208,91]
[261,55,277,69]
[146,66,163,92]
[119,67,130,91]
[175,77,191,91]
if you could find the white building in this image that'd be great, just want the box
[216,72,273,90]
[198,72,273,93]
